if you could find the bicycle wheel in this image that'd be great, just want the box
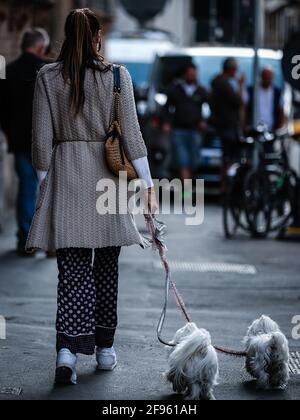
[244,170,271,238]
[223,196,240,238]
[268,169,298,232]
[223,177,244,239]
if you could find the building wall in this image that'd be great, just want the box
[113,0,196,46]
[51,0,114,49]
[51,0,73,46]
[265,5,300,48]
[0,2,29,63]
[3,1,300,61]
[112,0,300,48]
[0,0,56,63]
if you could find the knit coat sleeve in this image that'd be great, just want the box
[32,69,54,171]
[119,66,148,161]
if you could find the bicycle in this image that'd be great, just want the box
[222,138,253,239]
[223,125,298,239]
[244,126,297,238]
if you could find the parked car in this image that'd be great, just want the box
[146,47,285,189]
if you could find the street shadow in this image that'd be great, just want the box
[277,236,300,243]
[160,393,184,401]
[47,367,187,401]
[242,380,290,400]
[47,368,122,400]
[0,250,20,262]
[0,249,56,265]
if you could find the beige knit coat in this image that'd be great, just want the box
[26,62,148,252]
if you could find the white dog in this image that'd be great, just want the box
[166,323,219,400]
[244,315,290,390]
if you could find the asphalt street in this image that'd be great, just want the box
[0,205,299,400]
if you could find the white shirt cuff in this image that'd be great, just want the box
[37,170,47,184]
[132,157,154,189]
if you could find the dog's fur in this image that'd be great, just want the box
[166,323,219,400]
[244,315,290,390]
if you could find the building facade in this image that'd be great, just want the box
[2,1,300,63]
[0,0,55,63]
[113,0,195,46]
[0,0,114,63]
[265,0,300,48]
[114,0,300,48]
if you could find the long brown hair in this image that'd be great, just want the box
[57,8,109,115]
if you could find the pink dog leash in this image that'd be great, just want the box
[145,214,247,358]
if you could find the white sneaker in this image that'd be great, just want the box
[55,348,77,385]
[96,347,117,371]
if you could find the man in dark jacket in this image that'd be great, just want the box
[0,29,49,255]
[210,57,246,164]
[162,64,208,181]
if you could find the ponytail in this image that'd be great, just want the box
[58,8,106,116]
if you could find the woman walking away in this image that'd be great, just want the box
[26,8,157,385]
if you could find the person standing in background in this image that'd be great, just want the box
[162,64,208,182]
[1,29,50,256]
[210,58,247,189]
[210,57,246,162]
[247,67,285,133]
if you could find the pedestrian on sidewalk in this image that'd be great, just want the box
[210,58,247,190]
[1,29,50,256]
[162,63,209,182]
[26,8,158,384]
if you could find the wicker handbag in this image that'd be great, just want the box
[105,65,137,180]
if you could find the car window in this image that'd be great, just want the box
[155,55,283,92]
[120,62,152,89]
[154,56,194,92]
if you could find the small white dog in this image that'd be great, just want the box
[166,323,219,400]
[244,315,290,390]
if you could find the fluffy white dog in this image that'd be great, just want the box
[244,315,290,390]
[166,323,219,400]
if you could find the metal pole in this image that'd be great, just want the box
[0,132,4,232]
[209,0,218,43]
[233,0,241,44]
[253,0,265,127]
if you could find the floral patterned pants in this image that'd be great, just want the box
[56,247,121,355]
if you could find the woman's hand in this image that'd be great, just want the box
[144,187,158,215]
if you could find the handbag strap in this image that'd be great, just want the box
[113,65,121,94]
[111,65,121,124]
